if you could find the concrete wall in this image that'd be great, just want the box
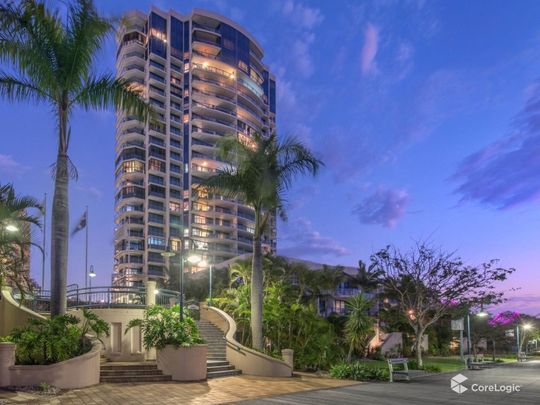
[156,344,207,381]
[380,332,403,356]
[200,305,293,377]
[0,340,101,389]
[0,287,46,336]
[69,308,152,362]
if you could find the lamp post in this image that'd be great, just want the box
[198,259,213,306]
[466,306,488,356]
[161,238,201,321]
[88,265,96,303]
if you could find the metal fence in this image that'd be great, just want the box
[13,285,180,313]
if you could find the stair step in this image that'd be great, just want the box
[207,365,235,372]
[101,364,158,371]
[207,369,241,378]
[100,370,165,377]
[207,360,229,366]
[100,375,172,383]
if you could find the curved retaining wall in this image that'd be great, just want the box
[200,305,293,377]
[0,287,47,336]
[0,339,101,389]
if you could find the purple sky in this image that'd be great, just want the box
[1,0,540,314]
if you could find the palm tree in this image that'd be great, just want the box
[0,183,42,293]
[205,133,322,350]
[345,293,375,362]
[0,0,151,316]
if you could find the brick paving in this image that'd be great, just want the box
[0,374,359,404]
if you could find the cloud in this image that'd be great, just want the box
[360,23,379,75]
[452,84,540,209]
[279,218,349,257]
[492,294,540,316]
[282,0,324,29]
[0,154,29,176]
[352,187,409,228]
[292,33,315,77]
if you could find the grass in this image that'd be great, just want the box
[348,355,520,374]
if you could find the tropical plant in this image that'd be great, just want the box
[0,0,151,316]
[7,310,108,365]
[205,133,322,350]
[0,183,42,294]
[345,294,375,362]
[125,305,203,350]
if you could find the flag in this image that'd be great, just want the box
[71,210,87,236]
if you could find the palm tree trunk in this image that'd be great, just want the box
[251,210,264,351]
[50,112,69,317]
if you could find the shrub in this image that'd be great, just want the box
[330,362,389,381]
[8,310,109,365]
[125,305,203,350]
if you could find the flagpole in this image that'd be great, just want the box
[85,206,88,289]
[41,193,47,292]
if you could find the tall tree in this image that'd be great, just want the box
[205,133,322,350]
[0,0,150,316]
[371,243,514,367]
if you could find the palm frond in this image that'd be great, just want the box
[0,72,51,103]
[73,74,152,122]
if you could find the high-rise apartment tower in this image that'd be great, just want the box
[113,8,276,287]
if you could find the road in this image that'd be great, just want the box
[241,360,540,405]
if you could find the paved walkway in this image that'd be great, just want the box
[0,375,358,404]
[242,361,540,405]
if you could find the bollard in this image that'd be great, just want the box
[282,349,294,369]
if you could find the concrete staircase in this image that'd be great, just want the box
[100,362,172,383]
[197,320,241,378]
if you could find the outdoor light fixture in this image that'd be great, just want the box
[154,289,160,295]
[476,309,488,317]
[523,323,532,330]
[187,254,202,264]
[89,266,96,278]
[5,224,18,232]
[198,259,208,268]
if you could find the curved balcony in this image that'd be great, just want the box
[191,113,236,134]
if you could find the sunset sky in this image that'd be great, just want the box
[1,0,539,314]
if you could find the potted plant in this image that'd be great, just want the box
[126,305,207,381]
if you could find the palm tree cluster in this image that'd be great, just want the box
[0,183,42,293]
[205,133,323,350]
[0,0,151,316]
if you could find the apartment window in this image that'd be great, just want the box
[238,60,248,73]
[170,151,181,161]
[148,226,164,237]
[192,227,210,237]
[149,158,165,172]
[123,161,144,173]
[148,200,164,211]
[170,214,181,226]
[169,202,181,212]
[170,189,181,199]
[147,236,165,247]
[334,300,346,314]
[149,136,165,146]
[148,213,164,224]
[148,252,164,263]
[170,238,181,251]
[170,139,181,148]
[170,163,181,173]
[170,176,181,187]
[193,215,208,225]
[149,174,164,185]
[149,184,165,198]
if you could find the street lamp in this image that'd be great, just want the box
[5,224,18,232]
[161,239,200,321]
[88,265,96,303]
[198,259,214,306]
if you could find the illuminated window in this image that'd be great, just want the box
[193,215,207,224]
[183,114,189,123]
[238,60,248,73]
[171,238,181,251]
[123,161,144,173]
[169,202,181,212]
[184,63,190,73]
[149,158,165,172]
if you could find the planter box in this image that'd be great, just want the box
[0,340,101,389]
[156,344,207,381]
